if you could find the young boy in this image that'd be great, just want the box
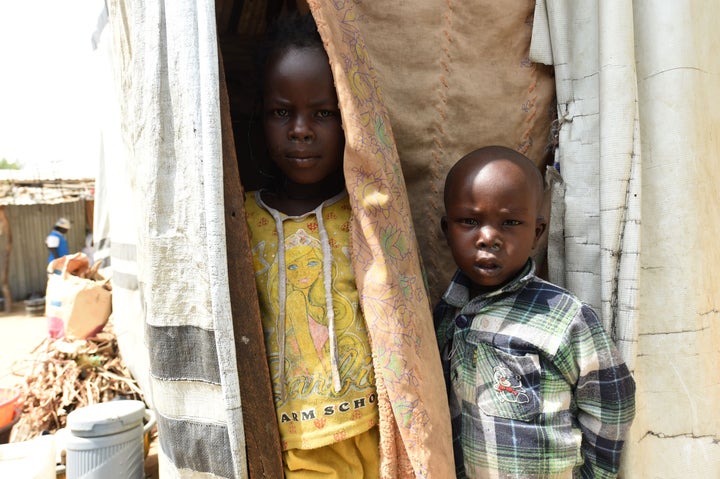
[435,146,636,478]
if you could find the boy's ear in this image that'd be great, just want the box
[441,216,449,238]
[532,217,548,249]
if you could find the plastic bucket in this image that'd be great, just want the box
[24,298,46,316]
[65,400,146,479]
[0,434,56,479]
[0,410,20,445]
[0,388,20,428]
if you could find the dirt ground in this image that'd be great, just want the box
[0,301,47,390]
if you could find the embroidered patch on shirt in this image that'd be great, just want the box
[492,365,530,404]
[471,344,542,422]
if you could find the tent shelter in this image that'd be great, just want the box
[94,0,720,477]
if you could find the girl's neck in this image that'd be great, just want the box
[264,171,346,216]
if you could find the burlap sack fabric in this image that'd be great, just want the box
[348,1,557,301]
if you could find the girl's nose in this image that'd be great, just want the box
[476,226,502,251]
[289,116,314,142]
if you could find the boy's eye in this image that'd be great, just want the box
[316,110,335,118]
[273,109,289,118]
[503,219,522,226]
[459,218,478,226]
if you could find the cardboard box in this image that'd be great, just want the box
[45,271,112,340]
[66,284,112,339]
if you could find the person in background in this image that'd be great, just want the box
[82,229,95,266]
[435,146,636,478]
[46,217,71,263]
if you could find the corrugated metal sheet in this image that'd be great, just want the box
[0,179,94,206]
[1,200,88,301]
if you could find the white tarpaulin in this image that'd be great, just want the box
[101,1,247,477]
[532,0,720,476]
[96,0,720,477]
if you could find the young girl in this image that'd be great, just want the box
[244,13,380,478]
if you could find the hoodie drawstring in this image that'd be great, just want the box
[267,196,343,399]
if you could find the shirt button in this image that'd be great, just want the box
[455,314,470,328]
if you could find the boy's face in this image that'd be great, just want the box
[263,46,345,187]
[442,158,546,294]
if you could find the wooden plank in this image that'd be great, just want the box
[218,50,284,479]
[0,206,12,311]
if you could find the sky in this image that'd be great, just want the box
[0,2,105,179]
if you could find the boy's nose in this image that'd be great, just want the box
[289,117,314,142]
[476,226,501,251]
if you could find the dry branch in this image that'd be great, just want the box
[10,324,145,442]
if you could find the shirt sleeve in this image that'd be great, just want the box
[46,234,60,249]
[561,304,636,479]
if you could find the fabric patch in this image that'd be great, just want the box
[157,413,234,478]
[147,324,221,384]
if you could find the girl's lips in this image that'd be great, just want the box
[286,149,316,159]
[285,155,319,166]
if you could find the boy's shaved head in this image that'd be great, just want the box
[441,145,547,292]
[444,146,545,216]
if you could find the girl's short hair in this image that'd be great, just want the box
[256,12,324,81]
[265,12,322,53]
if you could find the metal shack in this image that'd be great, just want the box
[0,174,93,308]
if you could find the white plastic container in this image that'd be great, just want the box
[65,400,146,479]
[0,434,56,479]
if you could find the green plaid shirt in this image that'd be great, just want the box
[435,261,635,478]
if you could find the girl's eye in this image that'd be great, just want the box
[504,220,522,226]
[316,110,334,118]
[307,260,320,267]
[460,218,478,226]
[288,264,298,271]
[273,109,289,118]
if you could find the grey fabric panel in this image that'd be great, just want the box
[147,324,221,384]
[112,271,139,290]
[157,413,234,478]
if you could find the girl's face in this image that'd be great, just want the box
[263,46,345,188]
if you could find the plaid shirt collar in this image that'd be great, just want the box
[442,259,536,310]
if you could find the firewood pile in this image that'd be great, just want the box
[10,323,145,442]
